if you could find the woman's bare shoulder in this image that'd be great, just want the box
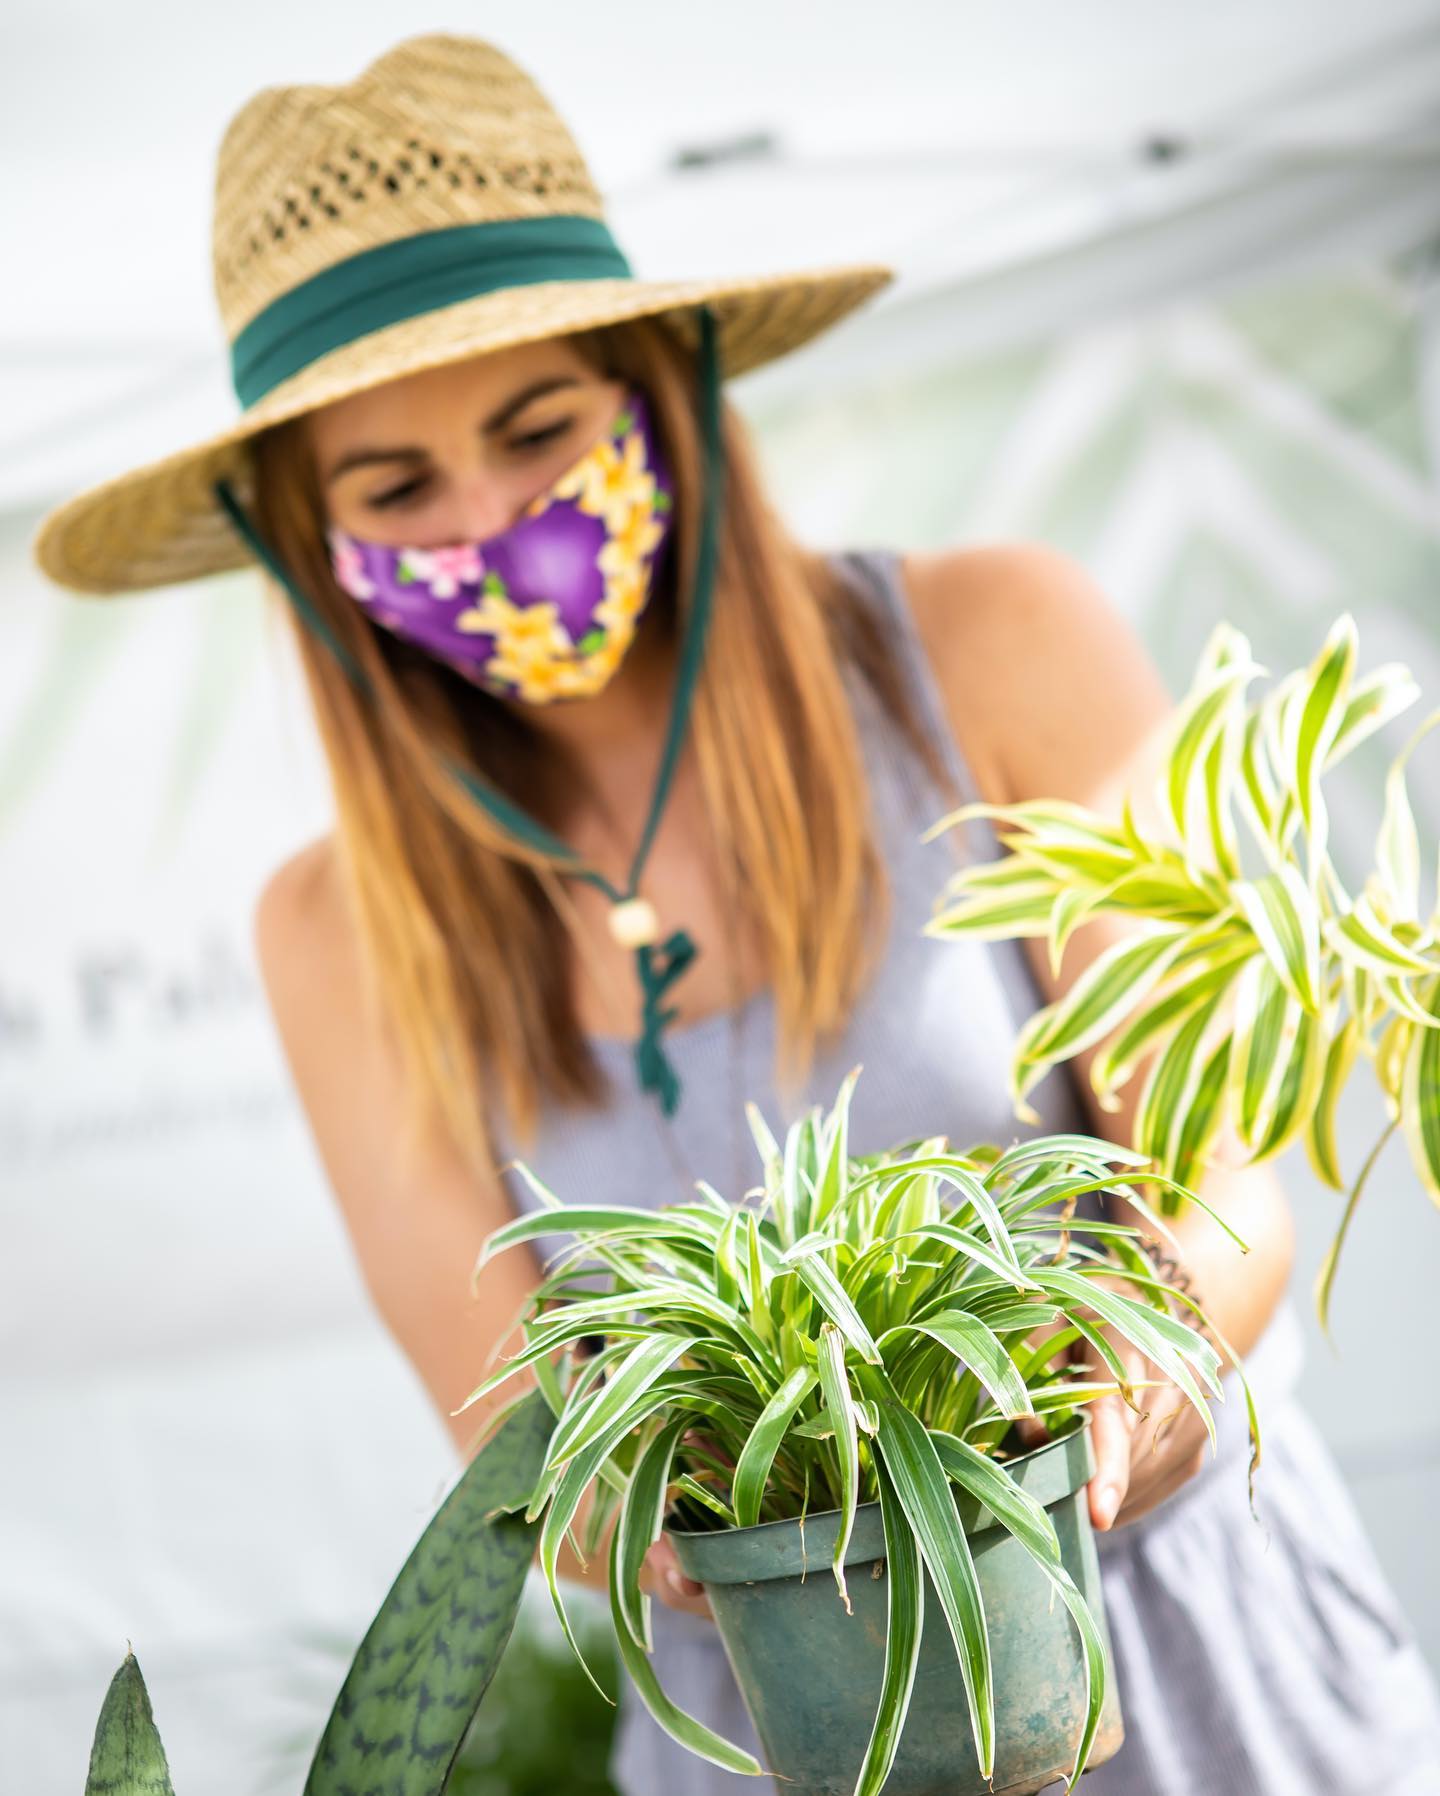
[253,834,348,989]
[896,541,1172,807]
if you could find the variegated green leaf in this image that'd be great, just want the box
[1089,943,1251,1108]
[931,1431,1108,1788]
[1290,614,1357,877]
[1327,893,1439,979]
[864,1376,994,1778]
[1400,977,1440,1206]
[1232,867,1321,1011]
[1375,709,1440,921]
[1018,926,1190,1077]
[608,1528,764,1776]
[1325,662,1420,767]
[1305,1015,1359,1192]
[853,1466,925,1796]
[1133,989,1227,1173]
[1248,1006,1328,1166]
[816,1323,861,1611]
[890,1312,1034,1419]
[731,1366,819,1528]
[544,1335,693,1470]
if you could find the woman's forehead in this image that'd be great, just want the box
[305,337,600,453]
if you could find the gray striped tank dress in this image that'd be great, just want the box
[495,547,1440,1796]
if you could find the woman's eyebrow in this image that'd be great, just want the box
[323,376,584,486]
[483,374,582,431]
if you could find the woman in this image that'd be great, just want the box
[34,32,1440,1796]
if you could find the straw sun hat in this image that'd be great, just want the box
[32,31,895,598]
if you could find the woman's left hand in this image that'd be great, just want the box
[1017,1324,1210,1531]
[1073,1326,1209,1530]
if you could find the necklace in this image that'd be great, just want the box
[540,837,752,1207]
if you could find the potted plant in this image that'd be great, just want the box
[926,615,1439,1328]
[445,1069,1251,1796]
[81,1071,1253,1796]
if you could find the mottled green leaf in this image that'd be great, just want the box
[85,1652,176,1796]
[304,1391,554,1796]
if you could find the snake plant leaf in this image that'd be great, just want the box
[84,1651,176,1796]
[816,1323,862,1612]
[303,1389,553,1796]
[864,1377,995,1778]
[1400,977,1440,1206]
[932,1431,1108,1789]
[607,1526,766,1777]
[1233,867,1322,1012]
[853,1465,925,1796]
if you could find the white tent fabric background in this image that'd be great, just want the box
[4,4,1440,1791]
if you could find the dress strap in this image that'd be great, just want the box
[830,546,1006,872]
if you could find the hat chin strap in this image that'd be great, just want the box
[215,304,723,1119]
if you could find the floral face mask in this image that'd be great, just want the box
[325,385,674,704]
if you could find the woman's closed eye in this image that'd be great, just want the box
[366,420,575,510]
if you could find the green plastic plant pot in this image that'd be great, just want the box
[667,1420,1123,1796]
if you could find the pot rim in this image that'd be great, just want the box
[666,1415,1095,1586]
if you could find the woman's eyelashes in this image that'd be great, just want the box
[365,420,576,511]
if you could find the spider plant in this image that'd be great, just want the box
[455,1068,1249,1796]
[927,615,1440,1329]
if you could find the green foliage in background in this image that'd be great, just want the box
[928,614,1440,1327]
[447,1599,620,1796]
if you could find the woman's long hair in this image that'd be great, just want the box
[250,314,943,1177]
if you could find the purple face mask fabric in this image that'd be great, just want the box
[325,386,675,703]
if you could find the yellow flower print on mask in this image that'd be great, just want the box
[554,429,657,535]
[597,502,666,587]
[595,568,647,630]
[456,591,570,662]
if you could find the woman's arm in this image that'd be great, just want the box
[904,543,1295,1527]
[255,838,714,1614]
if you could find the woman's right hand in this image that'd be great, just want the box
[642,1535,713,1619]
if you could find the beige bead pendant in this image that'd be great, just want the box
[608,896,661,950]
